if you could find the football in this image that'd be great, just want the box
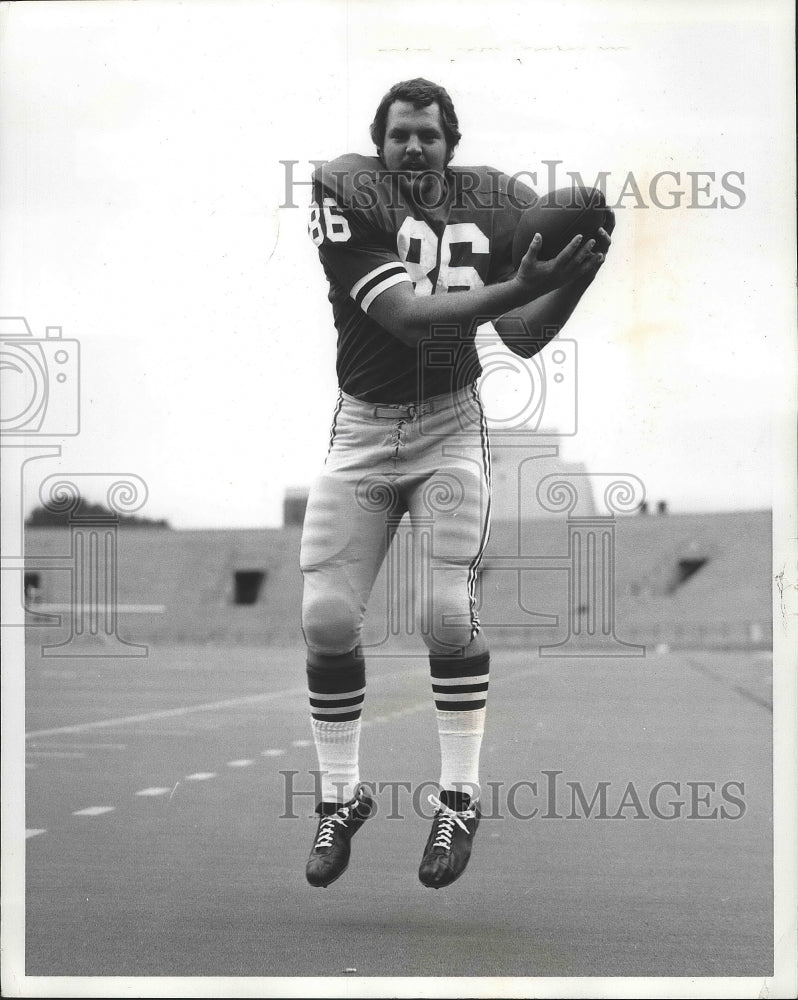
[512,186,615,268]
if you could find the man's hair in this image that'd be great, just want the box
[369,78,461,156]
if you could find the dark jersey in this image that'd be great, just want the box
[309,153,536,404]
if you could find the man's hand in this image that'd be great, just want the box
[367,218,613,350]
[495,219,615,358]
[594,210,615,254]
[513,222,613,300]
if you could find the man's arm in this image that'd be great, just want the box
[494,275,596,359]
[494,225,613,358]
[368,233,602,349]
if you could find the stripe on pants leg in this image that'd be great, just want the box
[467,382,492,638]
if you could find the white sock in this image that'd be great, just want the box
[311,717,361,803]
[436,707,485,801]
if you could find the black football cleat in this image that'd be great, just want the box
[418,790,481,889]
[305,785,374,888]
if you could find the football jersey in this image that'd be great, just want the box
[309,153,536,403]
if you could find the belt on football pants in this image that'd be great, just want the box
[341,382,479,421]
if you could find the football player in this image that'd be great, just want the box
[301,78,611,888]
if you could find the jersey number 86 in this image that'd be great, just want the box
[309,200,489,295]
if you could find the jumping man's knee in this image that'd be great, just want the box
[302,593,362,655]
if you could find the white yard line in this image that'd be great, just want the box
[25,685,308,739]
[26,666,435,741]
[35,604,166,613]
[26,742,128,750]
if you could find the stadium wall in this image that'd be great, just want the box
[22,510,772,652]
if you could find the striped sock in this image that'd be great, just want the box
[430,650,489,802]
[306,649,366,804]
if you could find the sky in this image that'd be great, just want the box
[1,0,795,529]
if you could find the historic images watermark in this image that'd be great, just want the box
[1,317,81,641]
[0,318,80,437]
[279,770,747,821]
[0,316,150,657]
[281,160,746,212]
[28,474,151,658]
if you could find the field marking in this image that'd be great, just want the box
[72,806,115,817]
[395,703,428,716]
[291,739,311,748]
[226,759,253,768]
[26,751,86,759]
[36,604,166,613]
[117,729,201,737]
[261,749,285,757]
[26,829,46,839]
[185,772,217,781]
[26,742,127,750]
[364,701,429,724]
[135,787,172,797]
[25,684,308,739]
[684,655,772,712]
[493,650,773,714]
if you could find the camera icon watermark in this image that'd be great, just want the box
[1,315,150,659]
[0,317,80,437]
[478,337,577,435]
[415,323,578,438]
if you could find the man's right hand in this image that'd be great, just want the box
[513,232,604,300]
[368,229,607,349]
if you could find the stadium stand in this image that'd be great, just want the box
[23,510,771,651]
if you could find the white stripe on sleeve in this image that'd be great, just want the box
[361,272,411,312]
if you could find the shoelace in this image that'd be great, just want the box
[313,804,352,849]
[427,794,475,851]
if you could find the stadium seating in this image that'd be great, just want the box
[23,511,771,651]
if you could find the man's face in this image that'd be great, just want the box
[381,100,449,173]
